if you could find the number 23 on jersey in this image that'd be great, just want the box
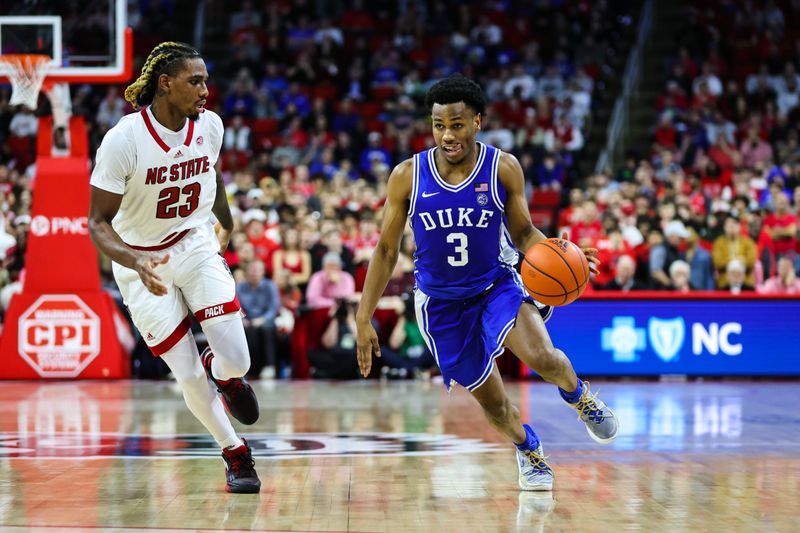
[156,183,201,219]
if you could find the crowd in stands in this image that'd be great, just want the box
[2,1,800,379]
[579,0,800,297]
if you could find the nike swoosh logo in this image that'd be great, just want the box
[421,191,440,198]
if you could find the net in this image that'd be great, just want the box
[0,54,52,110]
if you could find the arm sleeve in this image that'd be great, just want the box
[90,127,135,194]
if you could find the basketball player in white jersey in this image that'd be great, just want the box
[88,42,260,493]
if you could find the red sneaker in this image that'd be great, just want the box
[201,347,260,425]
[222,438,261,493]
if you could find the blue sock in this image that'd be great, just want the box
[559,378,583,404]
[514,424,540,451]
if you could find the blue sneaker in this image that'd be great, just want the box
[516,444,554,491]
[566,380,618,444]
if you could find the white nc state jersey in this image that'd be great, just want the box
[90,107,224,248]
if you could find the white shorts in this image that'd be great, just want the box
[112,223,241,356]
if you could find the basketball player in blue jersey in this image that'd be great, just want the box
[355,74,618,491]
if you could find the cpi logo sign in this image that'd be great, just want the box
[18,295,100,378]
[29,216,89,237]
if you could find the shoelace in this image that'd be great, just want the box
[228,451,256,476]
[522,449,551,474]
[221,379,248,396]
[573,382,606,424]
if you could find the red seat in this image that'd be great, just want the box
[365,118,386,134]
[529,208,555,233]
[252,118,279,135]
[357,101,383,118]
[290,306,400,379]
[371,86,396,101]
[530,189,561,208]
[313,85,338,100]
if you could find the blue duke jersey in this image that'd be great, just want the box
[409,142,517,299]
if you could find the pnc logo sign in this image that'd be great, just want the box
[18,295,100,378]
[29,216,89,237]
[601,316,743,363]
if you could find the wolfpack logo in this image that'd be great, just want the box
[0,432,501,459]
[648,317,686,362]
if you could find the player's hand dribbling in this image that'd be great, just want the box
[134,254,170,296]
[561,231,600,275]
[356,321,381,378]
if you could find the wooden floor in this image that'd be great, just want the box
[0,378,798,533]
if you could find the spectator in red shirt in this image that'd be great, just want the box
[740,127,773,169]
[243,209,281,274]
[653,114,678,152]
[707,136,740,172]
[592,228,633,288]
[762,192,797,258]
[570,201,604,247]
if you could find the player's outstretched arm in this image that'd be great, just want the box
[355,158,413,377]
[498,153,599,273]
[88,186,169,296]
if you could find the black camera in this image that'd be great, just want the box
[335,298,350,319]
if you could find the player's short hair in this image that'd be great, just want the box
[425,73,486,116]
[124,42,202,108]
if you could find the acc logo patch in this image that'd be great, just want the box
[476,193,489,206]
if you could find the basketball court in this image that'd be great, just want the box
[0,379,797,532]
[0,2,799,532]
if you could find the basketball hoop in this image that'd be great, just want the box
[0,54,52,110]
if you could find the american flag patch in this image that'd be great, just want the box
[474,182,488,192]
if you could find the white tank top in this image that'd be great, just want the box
[90,106,224,249]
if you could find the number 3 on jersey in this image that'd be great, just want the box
[447,232,468,266]
[156,183,201,219]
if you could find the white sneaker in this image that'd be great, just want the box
[516,443,554,491]
[566,381,619,444]
[259,366,276,380]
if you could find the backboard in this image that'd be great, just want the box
[0,0,131,83]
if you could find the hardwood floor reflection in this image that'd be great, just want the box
[0,379,797,532]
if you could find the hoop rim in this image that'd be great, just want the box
[0,53,53,66]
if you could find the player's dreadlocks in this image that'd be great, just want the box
[124,42,201,109]
[425,73,487,116]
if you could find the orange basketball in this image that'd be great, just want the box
[520,238,590,306]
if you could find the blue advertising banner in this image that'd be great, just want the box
[545,299,800,375]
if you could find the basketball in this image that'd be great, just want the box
[521,238,590,306]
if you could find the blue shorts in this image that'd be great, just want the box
[414,268,552,392]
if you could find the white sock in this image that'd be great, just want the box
[220,435,245,450]
[203,316,252,381]
[161,331,240,447]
